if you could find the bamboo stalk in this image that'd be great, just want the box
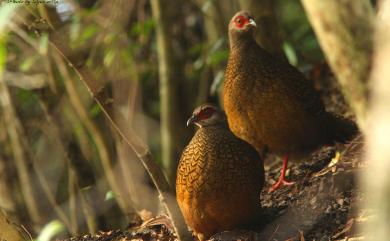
[0,43,41,226]
[150,0,189,185]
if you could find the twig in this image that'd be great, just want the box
[267,224,280,241]
[19,225,33,241]
[68,166,79,234]
[32,158,74,232]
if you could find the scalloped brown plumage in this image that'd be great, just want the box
[223,11,358,191]
[176,104,264,240]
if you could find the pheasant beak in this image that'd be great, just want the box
[186,115,197,127]
[248,18,257,27]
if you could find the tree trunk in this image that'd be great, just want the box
[151,0,188,185]
[239,0,284,55]
[301,0,374,128]
[363,1,390,239]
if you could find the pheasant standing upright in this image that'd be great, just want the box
[223,11,358,192]
[176,104,265,240]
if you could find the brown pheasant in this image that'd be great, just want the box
[176,104,265,240]
[223,11,358,192]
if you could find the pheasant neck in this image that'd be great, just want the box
[198,121,229,129]
[229,33,257,53]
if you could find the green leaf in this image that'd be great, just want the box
[39,34,49,55]
[36,220,65,241]
[189,43,206,56]
[283,42,298,66]
[81,185,92,191]
[210,70,224,95]
[105,190,115,201]
[0,37,7,73]
[201,0,212,13]
[209,38,225,53]
[19,55,38,72]
[79,24,98,44]
[193,58,204,70]
[103,50,115,66]
[131,18,155,36]
[206,38,228,66]
[90,103,102,117]
[70,15,81,42]
[15,89,40,112]
[208,49,228,66]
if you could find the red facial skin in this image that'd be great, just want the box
[234,15,249,29]
[197,107,216,120]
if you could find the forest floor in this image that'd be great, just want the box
[64,64,367,241]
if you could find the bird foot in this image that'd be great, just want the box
[268,178,295,193]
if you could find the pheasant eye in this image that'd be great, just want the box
[235,16,247,28]
[198,107,215,119]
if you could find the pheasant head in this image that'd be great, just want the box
[186,104,226,128]
[228,11,257,49]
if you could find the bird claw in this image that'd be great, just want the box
[268,178,295,193]
[268,156,295,193]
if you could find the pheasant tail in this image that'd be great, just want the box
[325,112,358,144]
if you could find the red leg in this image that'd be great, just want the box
[268,156,295,193]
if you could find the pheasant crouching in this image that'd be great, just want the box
[176,104,265,240]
